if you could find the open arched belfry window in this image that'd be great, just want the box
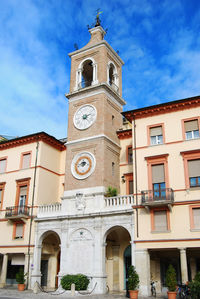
[76,58,98,90]
[107,62,119,93]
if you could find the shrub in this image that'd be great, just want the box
[105,186,118,197]
[165,264,177,292]
[61,274,89,291]
[189,271,200,299]
[16,268,25,284]
[127,265,139,290]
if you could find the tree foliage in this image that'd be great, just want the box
[127,265,139,290]
[189,271,200,299]
[165,264,177,292]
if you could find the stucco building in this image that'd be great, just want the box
[0,132,66,288]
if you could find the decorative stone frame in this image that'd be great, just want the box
[75,57,98,91]
[181,149,200,189]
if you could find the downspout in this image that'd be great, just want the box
[26,140,39,289]
[133,116,139,238]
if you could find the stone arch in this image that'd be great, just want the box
[38,229,61,247]
[34,230,61,289]
[104,225,132,292]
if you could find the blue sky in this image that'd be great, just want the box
[1,0,200,139]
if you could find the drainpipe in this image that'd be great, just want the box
[26,140,39,289]
[133,116,139,238]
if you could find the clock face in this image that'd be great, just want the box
[73,104,97,130]
[71,152,96,180]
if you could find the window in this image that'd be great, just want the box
[15,179,30,209]
[188,159,200,187]
[151,209,170,232]
[154,210,168,231]
[184,119,199,140]
[127,147,133,164]
[152,164,166,199]
[21,153,31,169]
[13,222,24,239]
[190,206,200,230]
[18,186,27,210]
[0,183,5,209]
[112,115,115,125]
[0,158,7,173]
[150,126,163,145]
[125,173,133,194]
[112,162,115,176]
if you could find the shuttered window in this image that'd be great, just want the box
[19,186,27,206]
[0,159,6,173]
[15,223,24,238]
[150,126,163,145]
[0,189,2,204]
[152,164,165,183]
[129,180,133,194]
[128,147,133,164]
[193,208,200,229]
[154,210,168,231]
[22,153,31,169]
[188,159,200,187]
[184,120,199,140]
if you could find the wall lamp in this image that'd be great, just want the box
[121,175,126,183]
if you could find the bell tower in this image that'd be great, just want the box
[64,15,125,201]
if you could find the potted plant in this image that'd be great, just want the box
[105,186,117,197]
[189,271,200,299]
[16,268,26,291]
[165,264,177,299]
[127,265,139,299]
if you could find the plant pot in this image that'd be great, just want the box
[167,291,177,299]
[129,290,139,299]
[18,284,25,291]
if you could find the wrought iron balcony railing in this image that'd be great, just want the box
[5,205,30,218]
[141,188,174,205]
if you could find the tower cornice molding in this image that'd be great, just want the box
[65,83,126,107]
[66,133,121,149]
[68,40,124,66]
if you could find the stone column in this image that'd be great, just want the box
[92,221,107,294]
[92,63,98,85]
[135,249,150,296]
[31,245,42,288]
[179,248,188,283]
[0,254,8,288]
[130,241,135,266]
[112,245,120,291]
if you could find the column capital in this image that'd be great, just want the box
[178,247,187,252]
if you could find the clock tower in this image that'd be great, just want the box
[32,16,134,295]
[64,17,125,200]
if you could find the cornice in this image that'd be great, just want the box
[68,40,124,66]
[65,83,126,107]
[117,129,132,139]
[0,132,66,151]
[123,95,200,122]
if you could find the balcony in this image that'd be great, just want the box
[141,188,174,207]
[5,205,30,221]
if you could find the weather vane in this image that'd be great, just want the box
[95,8,103,26]
[87,9,103,30]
